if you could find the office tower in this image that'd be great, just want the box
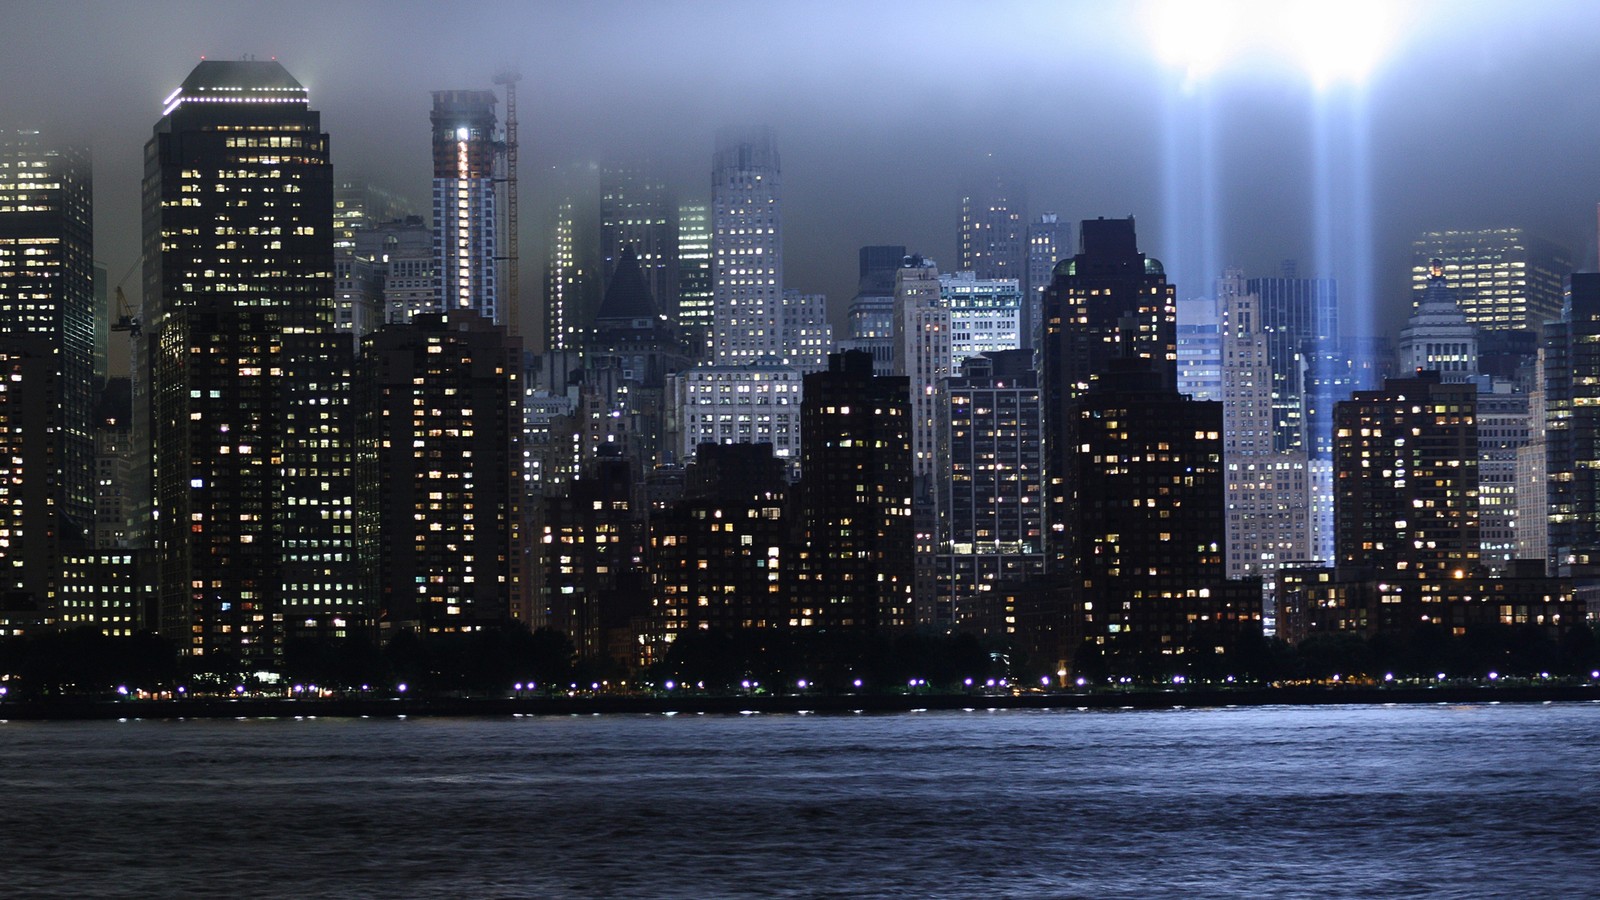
[600,161,677,320]
[940,271,1023,366]
[1025,214,1070,348]
[711,128,782,364]
[356,215,434,325]
[1477,385,1531,573]
[1242,274,1338,454]
[334,180,412,251]
[1334,372,1479,578]
[543,162,601,353]
[0,130,95,620]
[893,256,949,480]
[1176,296,1223,402]
[839,245,905,376]
[144,59,364,668]
[1516,354,1550,566]
[431,90,501,324]
[1546,274,1600,565]
[1218,270,1311,608]
[1412,228,1572,334]
[676,202,713,353]
[647,442,789,649]
[1070,359,1259,663]
[796,351,913,631]
[893,256,949,616]
[959,177,1026,281]
[537,456,646,661]
[1040,217,1177,565]
[364,310,522,631]
[936,350,1043,629]
[1398,260,1479,381]
[779,290,832,371]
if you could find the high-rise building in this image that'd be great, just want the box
[1040,217,1177,565]
[0,130,96,619]
[600,161,677,321]
[1070,359,1260,664]
[1546,273,1600,565]
[936,350,1043,629]
[796,351,913,631]
[1398,260,1479,382]
[1334,372,1479,579]
[959,178,1026,282]
[1025,214,1070,348]
[364,310,523,632]
[1218,270,1311,608]
[144,60,364,669]
[940,271,1023,366]
[431,90,501,324]
[838,245,905,376]
[676,202,713,353]
[356,215,434,326]
[1242,275,1338,455]
[671,363,804,467]
[1412,228,1571,335]
[779,290,832,372]
[711,129,783,364]
[1176,296,1223,402]
[893,256,949,615]
[334,179,412,251]
[537,456,646,662]
[1477,384,1531,574]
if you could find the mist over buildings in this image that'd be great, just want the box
[5,0,1599,351]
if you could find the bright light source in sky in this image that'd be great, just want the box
[1146,0,1410,89]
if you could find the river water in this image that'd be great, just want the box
[2,703,1596,897]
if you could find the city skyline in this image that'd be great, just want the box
[3,1,1599,357]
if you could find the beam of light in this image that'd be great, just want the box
[1144,0,1414,90]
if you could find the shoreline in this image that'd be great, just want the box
[2,683,1598,721]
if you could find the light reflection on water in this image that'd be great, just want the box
[2,704,1597,898]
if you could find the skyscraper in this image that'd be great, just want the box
[1546,273,1600,565]
[1040,217,1177,565]
[959,177,1026,282]
[675,202,713,353]
[144,59,363,669]
[1412,228,1571,335]
[1242,274,1338,455]
[936,350,1043,629]
[1397,260,1479,382]
[940,271,1023,366]
[600,161,677,321]
[711,128,783,364]
[431,90,501,324]
[1025,214,1070,348]
[796,351,913,632]
[838,245,905,376]
[0,130,96,619]
[364,310,523,632]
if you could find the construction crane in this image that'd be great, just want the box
[109,255,142,337]
[494,68,522,338]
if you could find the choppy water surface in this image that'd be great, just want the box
[2,703,1597,897]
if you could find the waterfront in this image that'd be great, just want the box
[2,703,1596,897]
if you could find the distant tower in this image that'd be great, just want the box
[675,202,714,354]
[1243,273,1338,455]
[959,177,1026,281]
[1412,228,1571,336]
[1025,214,1070,348]
[1546,273,1600,566]
[0,130,96,617]
[431,90,501,324]
[711,128,782,364]
[600,161,677,322]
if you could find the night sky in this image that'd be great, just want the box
[6,0,1599,352]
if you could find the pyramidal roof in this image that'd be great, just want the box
[596,246,660,321]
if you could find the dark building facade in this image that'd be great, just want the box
[364,310,523,633]
[1546,274,1600,566]
[144,60,363,671]
[0,131,96,623]
[795,351,913,632]
[537,456,646,664]
[1069,360,1259,668]
[600,161,677,321]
